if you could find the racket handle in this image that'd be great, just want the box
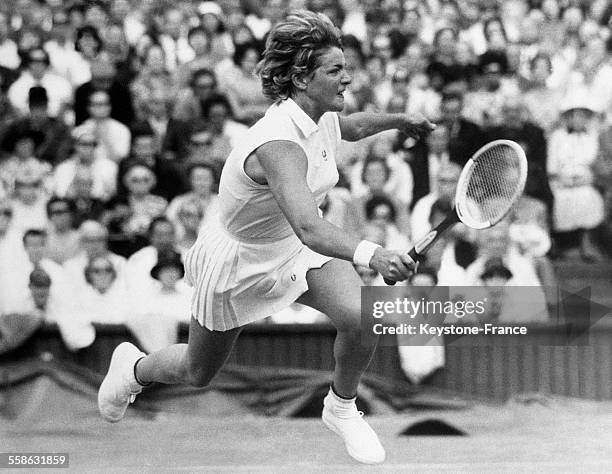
[384,248,419,286]
[382,211,459,285]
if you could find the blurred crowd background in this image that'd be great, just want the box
[1,0,611,382]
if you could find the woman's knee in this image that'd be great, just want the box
[184,359,216,388]
[332,304,364,336]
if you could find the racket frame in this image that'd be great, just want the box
[384,139,527,285]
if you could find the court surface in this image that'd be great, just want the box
[3,395,612,473]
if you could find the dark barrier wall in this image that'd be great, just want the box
[2,322,611,401]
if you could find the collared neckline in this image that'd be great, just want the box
[278,98,319,138]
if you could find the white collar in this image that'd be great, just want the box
[278,98,319,138]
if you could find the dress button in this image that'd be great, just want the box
[290,273,296,281]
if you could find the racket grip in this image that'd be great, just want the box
[384,248,419,286]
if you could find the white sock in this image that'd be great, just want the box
[327,387,358,417]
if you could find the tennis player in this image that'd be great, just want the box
[99,10,434,464]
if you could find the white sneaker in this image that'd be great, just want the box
[98,342,146,423]
[322,389,386,464]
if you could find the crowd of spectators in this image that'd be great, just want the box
[1,0,612,362]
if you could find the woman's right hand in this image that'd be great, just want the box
[369,247,417,283]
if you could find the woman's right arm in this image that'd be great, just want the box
[254,140,416,282]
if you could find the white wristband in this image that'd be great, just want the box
[353,240,381,268]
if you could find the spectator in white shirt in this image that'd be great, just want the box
[7,48,72,118]
[0,229,69,314]
[0,267,95,353]
[0,12,20,70]
[81,90,131,163]
[53,125,118,201]
[75,254,131,324]
[46,197,80,264]
[64,220,127,292]
[9,164,50,237]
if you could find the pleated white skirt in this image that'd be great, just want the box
[184,221,332,331]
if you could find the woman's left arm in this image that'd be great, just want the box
[338,112,435,142]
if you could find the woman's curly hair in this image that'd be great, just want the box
[256,10,343,101]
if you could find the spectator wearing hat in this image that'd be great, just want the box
[1,86,72,166]
[53,124,118,201]
[479,255,550,323]
[197,1,234,65]
[80,89,131,163]
[7,47,72,118]
[129,249,192,352]
[63,219,127,291]
[74,57,134,126]
[46,196,80,264]
[124,216,178,295]
[462,50,520,128]
[547,92,605,260]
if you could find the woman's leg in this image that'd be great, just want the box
[136,317,243,386]
[297,258,385,464]
[297,258,377,398]
[98,316,241,422]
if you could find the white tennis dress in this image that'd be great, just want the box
[184,98,341,330]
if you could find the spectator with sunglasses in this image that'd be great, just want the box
[76,254,130,324]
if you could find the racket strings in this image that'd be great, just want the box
[465,145,522,223]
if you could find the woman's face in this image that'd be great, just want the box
[240,48,260,75]
[436,29,456,56]
[542,0,559,19]
[189,31,209,56]
[78,33,99,57]
[190,167,214,195]
[145,45,165,72]
[158,266,181,289]
[179,203,202,231]
[363,161,388,191]
[531,57,551,84]
[305,46,352,113]
[486,21,506,49]
[88,257,115,293]
[125,166,155,196]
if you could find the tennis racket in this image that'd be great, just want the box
[385,139,528,285]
